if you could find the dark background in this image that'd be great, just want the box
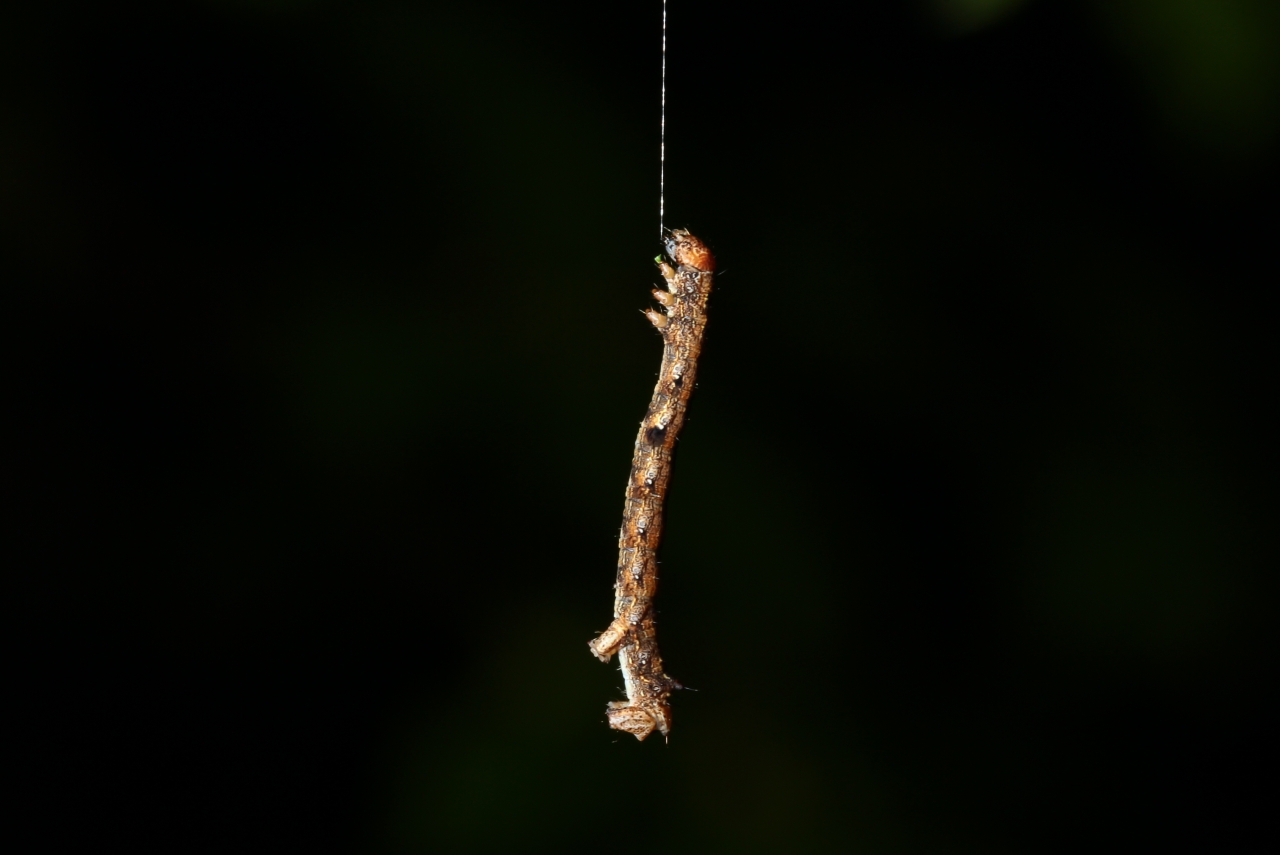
[10,0,1276,852]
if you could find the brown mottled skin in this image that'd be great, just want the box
[588,229,715,742]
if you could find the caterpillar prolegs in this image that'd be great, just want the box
[588,229,715,742]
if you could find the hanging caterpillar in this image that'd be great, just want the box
[588,229,715,742]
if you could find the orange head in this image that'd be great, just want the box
[663,229,715,272]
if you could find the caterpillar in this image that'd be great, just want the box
[588,228,715,742]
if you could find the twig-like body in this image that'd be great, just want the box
[589,229,715,742]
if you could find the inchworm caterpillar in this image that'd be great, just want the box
[588,228,715,742]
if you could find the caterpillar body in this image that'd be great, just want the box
[588,229,715,742]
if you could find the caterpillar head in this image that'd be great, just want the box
[663,229,715,273]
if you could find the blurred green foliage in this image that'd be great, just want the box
[1096,0,1280,157]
